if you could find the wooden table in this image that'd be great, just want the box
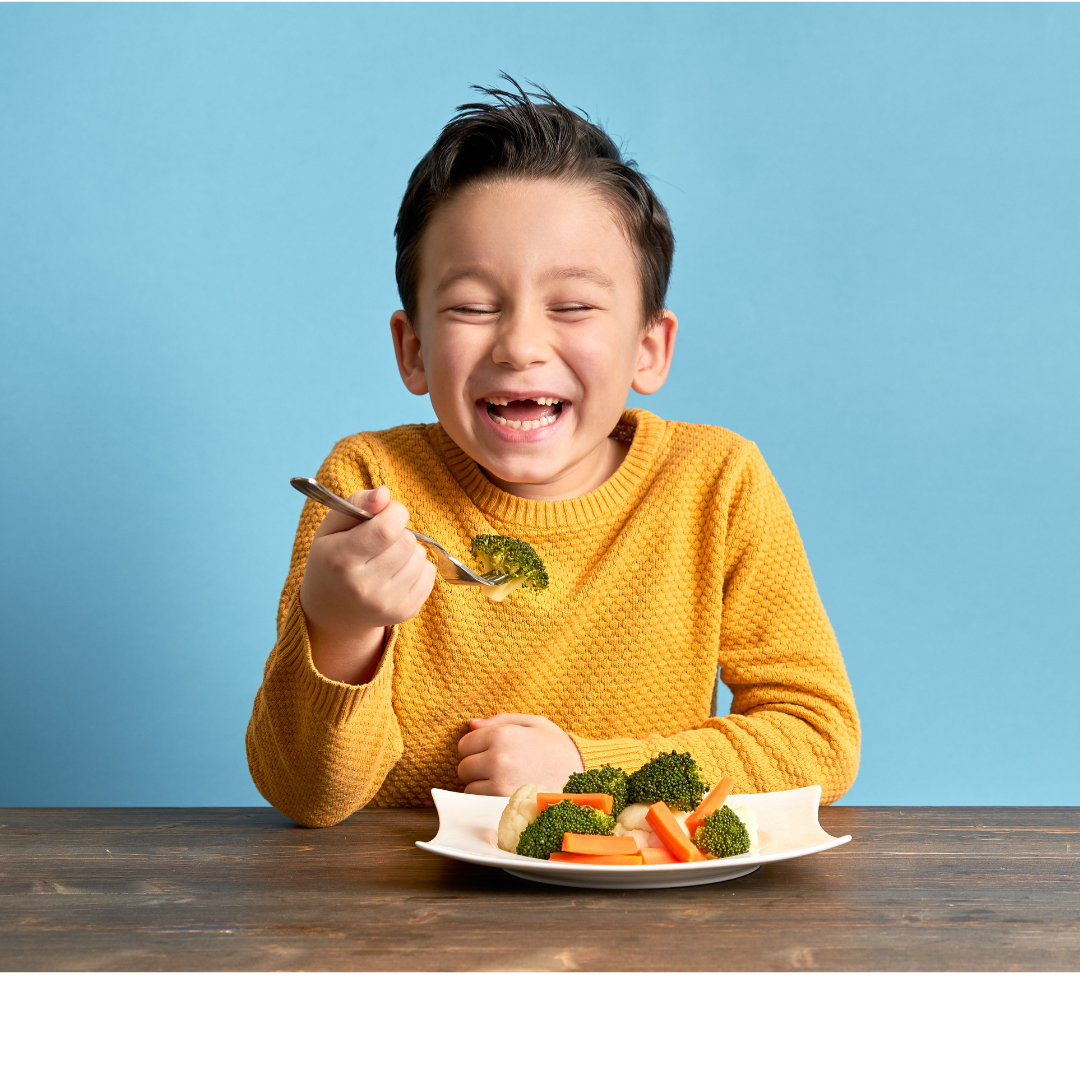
[1,806,1076,971]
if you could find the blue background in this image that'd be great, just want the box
[2,3,1077,807]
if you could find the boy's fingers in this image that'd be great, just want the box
[349,542,433,625]
[457,728,493,758]
[315,486,391,536]
[360,535,433,607]
[386,533,432,588]
[360,524,420,580]
[400,554,438,614]
[469,713,549,730]
[352,494,410,548]
[348,485,391,515]
[456,750,491,784]
[326,501,411,568]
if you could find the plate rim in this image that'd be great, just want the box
[415,785,851,876]
[415,832,851,872]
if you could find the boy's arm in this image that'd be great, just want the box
[246,597,403,827]
[570,445,860,805]
[245,441,410,827]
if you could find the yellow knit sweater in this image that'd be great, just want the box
[247,409,859,827]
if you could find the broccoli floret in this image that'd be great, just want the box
[516,800,614,860]
[563,765,629,819]
[626,751,705,812]
[693,805,751,859]
[471,535,550,602]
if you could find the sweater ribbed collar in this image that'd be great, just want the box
[432,409,664,530]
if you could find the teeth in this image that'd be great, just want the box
[486,396,563,407]
[489,412,559,431]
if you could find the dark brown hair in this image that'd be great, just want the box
[394,76,675,327]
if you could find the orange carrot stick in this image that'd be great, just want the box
[535,792,614,815]
[646,802,706,862]
[561,833,639,855]
[549,851,644,865]
[684,776,736,837]
[640,847,677,865]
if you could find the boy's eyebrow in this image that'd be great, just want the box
[435,267,491,293]
[436,265,617,292]
[542,266,616,289]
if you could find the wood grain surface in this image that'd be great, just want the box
[1,806,1077,971]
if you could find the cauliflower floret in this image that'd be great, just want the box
[729,804,759,854]
[614,802,652,833]
[497,784,543,853]
[613,826,658,850]
[614,802,692,850]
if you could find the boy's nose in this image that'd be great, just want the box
[491,312,551,369]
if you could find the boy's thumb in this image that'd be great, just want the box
[349,485,390,516]
[318,486,391,535]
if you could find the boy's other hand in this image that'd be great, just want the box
[299,486,437,685]
[457,714,584,796]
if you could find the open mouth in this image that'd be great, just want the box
[483,397,565,431]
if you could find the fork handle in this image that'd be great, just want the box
[290,477,455,561]
[290,477,374,522]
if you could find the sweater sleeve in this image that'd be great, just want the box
[570,445,860,805]
[245,440,405,827]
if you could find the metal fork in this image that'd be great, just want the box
[290,477,509,587]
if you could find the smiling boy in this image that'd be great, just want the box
[247,82,859,827]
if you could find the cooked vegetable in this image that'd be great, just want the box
[537,791,614,815]
[640,847,677,865]
[646,802,706,863]
[561,833,638,855]
[516,800,615,860]
[471,535,550,601]
[563,765,629,818]
[626,752,705,812]
[614,801,691,850]
[496,783,543,853]
[693,805,751,859]
[549,852,644,865]
[729,804,759,851]
[684,776,735,836]
[500,763,757,867]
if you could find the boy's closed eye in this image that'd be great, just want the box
[448,303,596,318]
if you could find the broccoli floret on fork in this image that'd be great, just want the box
[470,535,550,602]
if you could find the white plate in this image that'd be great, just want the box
[416,785,851,890]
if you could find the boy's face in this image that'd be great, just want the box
[392,178,676,500]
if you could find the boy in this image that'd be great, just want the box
[247,81,859,828]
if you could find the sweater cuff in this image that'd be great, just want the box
[274,592,398,727]
[568,735,652,775]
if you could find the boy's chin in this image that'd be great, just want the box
[471,440,586,490]
[456,410,620,494]
[476,455,566,488]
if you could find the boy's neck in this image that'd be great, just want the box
[479,435,631,502]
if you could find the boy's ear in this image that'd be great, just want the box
[391,310,428,396]
[631,310,677,395]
